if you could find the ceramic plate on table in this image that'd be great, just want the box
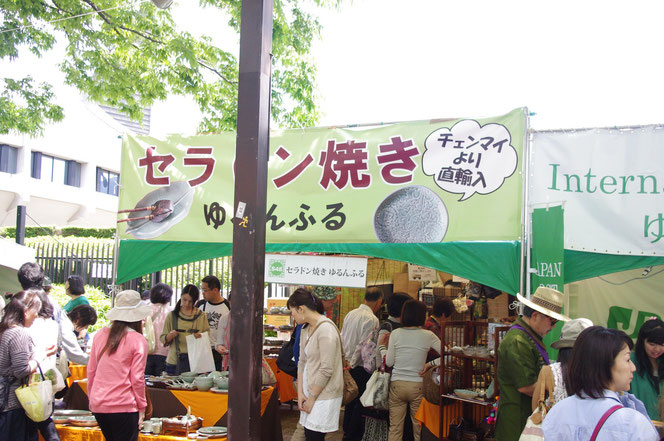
[53,410,92,417]
[198,426,228,438]
[210,387,229,394]
[68,416,98,427]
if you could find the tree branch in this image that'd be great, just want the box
[197,59,237,86]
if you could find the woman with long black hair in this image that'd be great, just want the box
[160,284,209,375]
[88,290,151,441]
[630,318,664,420]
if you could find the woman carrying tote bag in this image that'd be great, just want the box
[0,290,55,441]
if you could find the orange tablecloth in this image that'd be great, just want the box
[40,425,226,441]
[66,364,88,387]
[414,398,440,439]
[72,380,274,427]
[266,358,298,403]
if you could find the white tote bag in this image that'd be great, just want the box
[186,332,215,373]
[360,370,380,407]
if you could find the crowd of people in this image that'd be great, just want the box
[0,263,233,441]
[0,262,662,441]
[291,287,454,441]
[496,287,662,441]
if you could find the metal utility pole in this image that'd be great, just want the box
[16,205,26,245]
[227,0,273,439]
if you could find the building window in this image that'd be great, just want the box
[96,167,120,196]
[0,145,18,174]
[31,152,81,187]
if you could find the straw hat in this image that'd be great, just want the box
[516,287,570,322]
[551,318,593,349]
[106,290,152,323]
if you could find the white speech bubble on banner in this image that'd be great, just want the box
[422,120,518,201]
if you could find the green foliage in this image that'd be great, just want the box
[1,227,114,239]
[25,236,114,256]
[60,227,115,239]
[50,283,111,333]
[0,77,64,135]
[1,226,57,238]
[0,0,342,135]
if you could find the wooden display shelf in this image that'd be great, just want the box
[441,393,494,407]
[443,352,495,362]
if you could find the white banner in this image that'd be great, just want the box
[531,126,664,256]
[264,254,368,288]
[567,265,663,337]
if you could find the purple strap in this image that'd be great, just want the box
[510,324,550,365]
[589,405,622,441]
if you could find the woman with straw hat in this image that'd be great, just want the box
[88,290,151,441]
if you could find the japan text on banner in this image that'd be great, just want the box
[531,204,565,359]
[118,108,525,244]
[530,126,664,257]
[264,254,368,288]
[530,205,564,293]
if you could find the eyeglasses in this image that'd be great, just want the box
[548,317,558,326]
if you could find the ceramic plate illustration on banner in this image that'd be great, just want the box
[373,185,448,243]
[125,181,194,239]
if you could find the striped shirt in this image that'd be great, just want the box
[0,327,34,411]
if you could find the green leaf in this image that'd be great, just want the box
[0,0,341,134]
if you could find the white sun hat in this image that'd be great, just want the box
[516,286,570,322]
[106,290,152,323]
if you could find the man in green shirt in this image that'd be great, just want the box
[495,287,569,441]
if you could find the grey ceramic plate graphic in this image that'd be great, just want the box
[373,185,448,243]
[125,181,194,239]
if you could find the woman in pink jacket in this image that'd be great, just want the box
[88,290,151,441]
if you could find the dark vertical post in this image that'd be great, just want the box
[16,205,26,245]
[227,0,272,438]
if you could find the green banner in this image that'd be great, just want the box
[118,109,526,244]
[531,204,565,359]
[531,205,565,292]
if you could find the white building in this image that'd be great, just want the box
[0,85,147,228]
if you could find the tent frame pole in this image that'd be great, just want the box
[227,0,273,439]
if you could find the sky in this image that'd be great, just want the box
[149,0,664,136]
[4,0,664,136]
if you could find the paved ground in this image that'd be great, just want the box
[280,404,344,441]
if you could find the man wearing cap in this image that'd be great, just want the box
[495,287,569,441]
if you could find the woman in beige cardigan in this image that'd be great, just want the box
[288,288,344,441]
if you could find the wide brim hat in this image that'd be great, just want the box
[107,289,152,323]
[516,287,570,322]
[551,318,593,349]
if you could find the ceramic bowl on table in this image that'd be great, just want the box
[179,371,198,383]
[194,376,214,391]
[214,375,229,390]
[207,371,223,379]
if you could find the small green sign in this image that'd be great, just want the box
[268,259,286,278]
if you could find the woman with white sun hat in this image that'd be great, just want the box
[87,290,151,441]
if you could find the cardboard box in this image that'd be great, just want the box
[393,272,421,298]
[487,293,510,319]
